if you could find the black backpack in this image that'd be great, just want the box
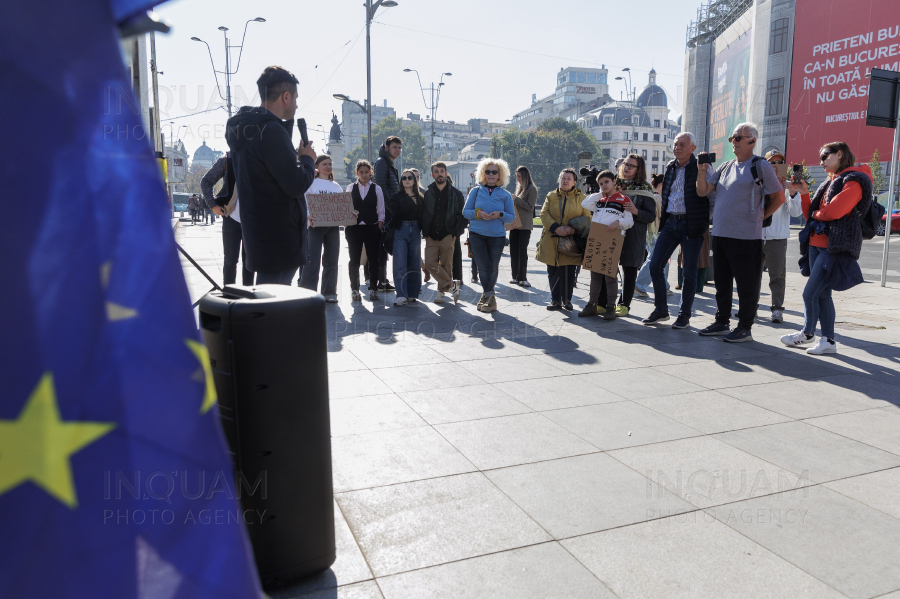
[749,156,774,229]
[858,198,886,240]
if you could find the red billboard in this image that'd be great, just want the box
[787,0,899,164]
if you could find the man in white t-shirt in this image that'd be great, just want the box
[695,122,786,343]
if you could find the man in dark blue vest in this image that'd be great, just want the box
[642,132,711,329]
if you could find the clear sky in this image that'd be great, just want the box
[153,0,695,159]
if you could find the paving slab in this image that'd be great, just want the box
[485,453,693,539]
[633,390,792,434]
[561,513,846,599]
[397,384,531,425]
[494,375,626,411]
[370,362,487,393]
[330,394,427,437]
[335,473,550,577]
[803,408,900,455]
[824,467,900,520]
[706,485,900,599]
[714,421,900,483]
[456,355,570,383]
[331,426,476,492]
[580,368,706,399]
[435,413,598,470]
[376,542,617,599]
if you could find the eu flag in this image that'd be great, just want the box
[0,1,263,597]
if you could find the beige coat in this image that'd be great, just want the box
[535,188,591,267]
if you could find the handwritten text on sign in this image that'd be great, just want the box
[306,192,357,227]
[582,222,625,278]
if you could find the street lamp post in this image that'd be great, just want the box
[616,68,636,155]
[363,0,398,164]
[404,69,451,169]
[191,17,265,118]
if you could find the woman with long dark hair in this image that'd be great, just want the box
[387,169,424,305]
[299,154,344,302]
[782,141,873,355]
[614,153,657,316]
[509,166,537,287]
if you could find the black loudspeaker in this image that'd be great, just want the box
[866,68,900,129]
[199,285,335,589]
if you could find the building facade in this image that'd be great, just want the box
[341,100,396,158]
[510,66,611,131]
[165,139,189,196]
[191,140,224,170]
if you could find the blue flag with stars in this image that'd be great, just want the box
[0,1,262,597]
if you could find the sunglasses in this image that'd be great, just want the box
[820,150,835,161]
[768,160,785,164]
[623,163,638,169]
[400,176,414,181]
[485,169,499,175]
[728,135,748,143]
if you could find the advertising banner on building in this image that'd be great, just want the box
[787,0,899,164]
[708,30,753,161]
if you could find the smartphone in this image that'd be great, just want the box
[297,118,309,146]
[773,163,788,179]
[791,164,803,184]
[698,152,717,165]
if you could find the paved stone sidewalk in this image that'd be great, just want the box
[177,222,900,599]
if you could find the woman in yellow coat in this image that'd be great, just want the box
[535,168,591,310]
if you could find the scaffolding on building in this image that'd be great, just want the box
[685,0,753,48]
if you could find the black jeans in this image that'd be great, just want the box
[346,224,382,291]
[453,235,463,281]
[712,236,763,330]
[222,216,254,286]
[617,266,639,308]
[547,264,577,303]
[509,229,532,281]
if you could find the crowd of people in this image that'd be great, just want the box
[202,65,875,356]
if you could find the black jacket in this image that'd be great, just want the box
[618,188,657,268]
[374,145,399,201]
[225,106,315,273]
[200,155,236,209]
[659,154,709,239]
[421,181,465,239]
[808,168,873,260]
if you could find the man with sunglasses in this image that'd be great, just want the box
[695,123,785,342]
[225,66,317,285]
[759,150,803,323]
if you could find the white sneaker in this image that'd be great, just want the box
[771,310,783,323]
[519,280,531,288]
[394,296,408,306]
[452,281,461,304]
[781,331,814,347]
[351,290,362,302]
[434,291,445,304]
[509,279,518,284]
[807,337,837,355]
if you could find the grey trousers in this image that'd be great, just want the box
[299,225,339,298]
[760,238,787,311]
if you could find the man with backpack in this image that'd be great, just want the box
[695,122,785,342]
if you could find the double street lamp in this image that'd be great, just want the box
[615,68,636,154]
[191,17,265,117]
[334,0,398,164]
[403,69,451,168]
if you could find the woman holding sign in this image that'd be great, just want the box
[298,155,344,303]
[614,154,657,316]
[387,169,425,305]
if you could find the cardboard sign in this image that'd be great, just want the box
[306,192,357,226]
[582,222,625,278]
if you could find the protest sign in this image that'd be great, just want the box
[582,222,625,278]
[306,192,357,226]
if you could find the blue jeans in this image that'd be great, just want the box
[256,268,297,285]
[649,218,704,317]
[468,232,505,295]
[802,245,835,339]
[635,236,669,293]
[298,226,339,298]
[392,221,423,299]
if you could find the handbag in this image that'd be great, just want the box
[554,192,584,258]
[381,223,396,256]
[505,205,523,231]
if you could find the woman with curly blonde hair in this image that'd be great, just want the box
[462,157,515,312]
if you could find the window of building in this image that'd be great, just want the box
[663,152,667,161]
[576,72,586,83]
[653,150,660,161]
[654,119,660,127]
[642,150,648,159]
[599,73,607,85]
[770,18,789,54]
[622,149,628,158]
[601,131,612,141]
[654,134,660,142]
[766,77,785,116]
[623,132,629,141]
[604,116,612,125]
[643,133,648,141]
[586,73,597,84]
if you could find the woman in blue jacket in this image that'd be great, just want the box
[462,158,515,312]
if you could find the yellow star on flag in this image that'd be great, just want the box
[185,339,217,415]
[100,261,138,321]
[0,373,115,508]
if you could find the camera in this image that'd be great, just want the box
[791,164,803,184]
[580,165,600,193]
[698,152,717,165]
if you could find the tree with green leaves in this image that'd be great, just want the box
[490,117,600,197]
[869,149,887,200]
[343,116,428,181]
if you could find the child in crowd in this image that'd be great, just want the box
[578,170,633,320]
